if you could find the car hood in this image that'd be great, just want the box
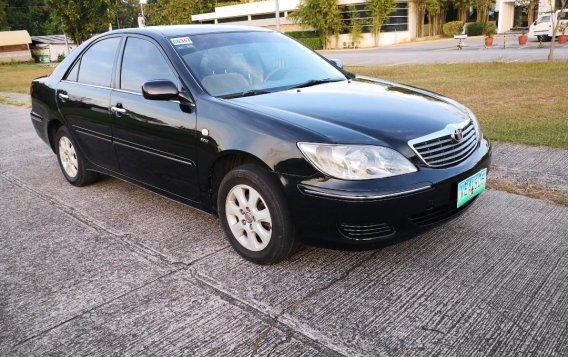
[230,76,472,156]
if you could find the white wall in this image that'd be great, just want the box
[329,31,412,49]
[497,0,515,33]
[0,50,32,62]
[48,44,76,61]
[193,0,416,47]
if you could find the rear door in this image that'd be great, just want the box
[110,35,199,201]
[56,36,122,171]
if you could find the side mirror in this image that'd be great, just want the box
[329,58,343,69]
[142,80,179,100]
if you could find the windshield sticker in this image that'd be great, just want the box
[171,37,192,46]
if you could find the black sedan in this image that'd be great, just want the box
[30,25,491,264]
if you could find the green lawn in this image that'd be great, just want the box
[1,62,567,149]
[348,62,568,149]
[0,63,54,94]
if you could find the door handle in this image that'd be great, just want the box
[111,106,127,114]
[58,93,69,100]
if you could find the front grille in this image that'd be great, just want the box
[338,222,395,240]
[410,120,478,167]
[410,197,477,227]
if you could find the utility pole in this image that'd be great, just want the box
[275,0,280,32]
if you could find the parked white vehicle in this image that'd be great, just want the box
[529,9,568,41]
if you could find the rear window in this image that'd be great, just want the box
[77,37,121,87]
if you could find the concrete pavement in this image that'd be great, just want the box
[1,105,568,356]
[320,35,568,65]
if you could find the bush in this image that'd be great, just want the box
[483,23,497,37]
[295,37,323,50]
[285,31,323,50]
[467,22,485,36]
[442,21,464,37]
[285,31,320,39]
[56,53,66,62]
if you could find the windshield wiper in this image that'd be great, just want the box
[290,78,344,89]
[219,89,272,99]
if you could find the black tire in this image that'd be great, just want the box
[55,126,98,187]
[217,163,297,264]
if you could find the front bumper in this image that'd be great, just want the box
[280,138,492,248]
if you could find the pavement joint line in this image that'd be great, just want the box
[189,251,384,357]
[11,267,187,351]
[1,171,185,270]
[1,171,235,270]
[187,270,348,357]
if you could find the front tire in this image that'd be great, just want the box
[55,126,98,187]
[217,164,297,264]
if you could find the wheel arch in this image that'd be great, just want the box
[47,118,64,153]
[208,150,275,215]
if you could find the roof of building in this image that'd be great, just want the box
[31,35,74,45]
[0,30,32,46]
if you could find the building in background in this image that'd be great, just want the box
[31,35,76,63]
[497,0,563,33]
[192,0,415,48]
[0,30,32,62]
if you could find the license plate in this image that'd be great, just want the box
[457,168,487,208]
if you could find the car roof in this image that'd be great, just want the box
[110,25,272,37]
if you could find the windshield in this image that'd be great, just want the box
[536,15,550,24]
[171,31,346,98]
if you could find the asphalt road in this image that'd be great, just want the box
[320,35,568,65]
[1,104,568,356]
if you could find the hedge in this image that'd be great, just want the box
[442,21,464,37]
[285,31,323,50]
[467,22,485,36]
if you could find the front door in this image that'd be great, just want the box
[56,36,122,171]
[111,36,199,201]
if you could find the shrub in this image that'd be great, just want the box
[285,31,320,39]
[467,22,485,36]
[285,31,323,50]
[442,21,464,37]
[56,53,66,62]
[296,37,323,50]
[483,23,497,38]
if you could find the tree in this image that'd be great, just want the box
[426,0,448,36]
[289,0,342,49]
[145,0,199,25]
[348,5,363,46]
[516,0,538,25]
[415,0,426,37]
[452,0,472,22]
[0,0,7,30]
[46,0,111,43]
[108,0,139,29]
[5,0,54,35]
[475,0,493,23]
[548,0,568,62]
[366,0,396,46]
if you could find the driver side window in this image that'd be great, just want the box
[120,37,177,93]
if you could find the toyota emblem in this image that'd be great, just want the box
[451,129,463,143]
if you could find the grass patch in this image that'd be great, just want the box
[1,62,566,148]
[487,179,568,207]
[348,62,568,149]
[0,63,54,94]
[0,96,30,108]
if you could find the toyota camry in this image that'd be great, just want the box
[30,25,491,264]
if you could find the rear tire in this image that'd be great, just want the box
[55,126,98,187]
[217,163,297,264]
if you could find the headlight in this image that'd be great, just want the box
[297,143,417,180]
